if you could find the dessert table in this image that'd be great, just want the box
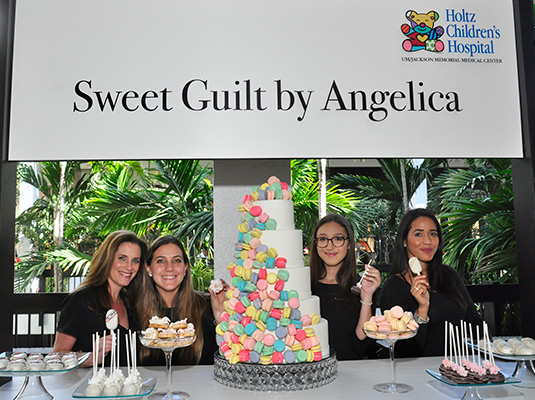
[0,356,531,399]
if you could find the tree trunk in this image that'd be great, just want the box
[318,159,327,219]
[400,159,409,213]
[53,162,67,292]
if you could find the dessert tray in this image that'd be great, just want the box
[0,351,90,400]
[467,336,535,388]
[467,336,535,361]
[0,351,90,376]
[72,376,156,398]
[426,368,520,387]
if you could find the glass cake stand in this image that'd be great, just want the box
[213,350,338,391]
[467,336,535,388]
[364,328,417,393]
[139,335,196,400]
[426,368,520,400]
[0,351,90,400]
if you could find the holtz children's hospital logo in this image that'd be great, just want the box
[401,10,444,52]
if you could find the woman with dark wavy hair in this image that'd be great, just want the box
[136,235,226,365]
[54,230,147,367]
[310,214,381,360]
[379,208,483,357]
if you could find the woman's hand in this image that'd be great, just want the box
[410,274,430,310]
[359,264,381,304]
[209,279,228,324]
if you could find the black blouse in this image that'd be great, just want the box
[56,286,133,366]
[379,265,483,357]
[312,282,376,360]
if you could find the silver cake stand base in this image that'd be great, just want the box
[213,351,337,391]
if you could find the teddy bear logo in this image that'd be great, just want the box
[401,10,444,52]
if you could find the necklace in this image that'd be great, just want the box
[321,277,337,284]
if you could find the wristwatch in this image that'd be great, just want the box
[414,312,430,324]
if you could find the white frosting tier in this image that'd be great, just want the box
[255,200,295,230]
[283,266,311,298]
[313,318,330,358]
[298,295,320,318]
[259,230,304,268]
[254,198,329,359]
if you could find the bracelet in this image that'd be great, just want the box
[360,300,373,306]
[414,312,430,324]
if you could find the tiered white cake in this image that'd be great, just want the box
[255,199,330,358]
[215,177,330,365]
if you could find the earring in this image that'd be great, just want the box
[403,244,407,247]
[149,273,152,278]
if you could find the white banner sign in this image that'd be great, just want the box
[8,0,523,160]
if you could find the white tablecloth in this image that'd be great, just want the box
[0,356,532,399]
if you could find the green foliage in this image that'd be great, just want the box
[15,160,214,292]
[331,159,448,263]
[291,159,371,244]
[191,259,214,292]
[431,159,517,283]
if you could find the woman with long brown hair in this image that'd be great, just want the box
[54,230,147,366]
[309,214,381,360]
[137,235,226,365]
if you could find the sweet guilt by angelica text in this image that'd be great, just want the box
[72,79,462,123]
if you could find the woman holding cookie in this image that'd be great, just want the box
[136,235,226,365]
[379,208,483,357]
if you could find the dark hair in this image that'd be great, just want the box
[137,235,206,364]
[79,230,147,314]
[309,214,357,294]
[391,208,465,307]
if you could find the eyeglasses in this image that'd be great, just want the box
[314,236,348,248]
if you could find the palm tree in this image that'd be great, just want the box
[15,160,214,292]
[16,162,92,291]
[330,159,448,263]
[430,159,517,282]
[85,159,213,260]
[291,159,370,242]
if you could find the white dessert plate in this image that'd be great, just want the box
[0,351,90,376]
[466,336,535,361]
[426,368,520,387]
[72,376,156,398]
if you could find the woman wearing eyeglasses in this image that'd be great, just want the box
[310,214,381,360]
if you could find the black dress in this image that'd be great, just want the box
[379,265,483,357]
[312,282,376,360]
[139,295,218,366]
[56,286,133,366]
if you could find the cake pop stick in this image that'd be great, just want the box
[455,325,462,367]
[469,323,475,365]
[92,333,96,377]
[450,323,454,364]
[464,321,470,364]
[125,332,130,377]
[116,331,120,373]
[444,321,448,362]
[476,325,481,367]
[484,322,495,366]
[102,330,106,371]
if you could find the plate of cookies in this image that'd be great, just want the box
[0,351,90,376]
[139,316,196,349]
